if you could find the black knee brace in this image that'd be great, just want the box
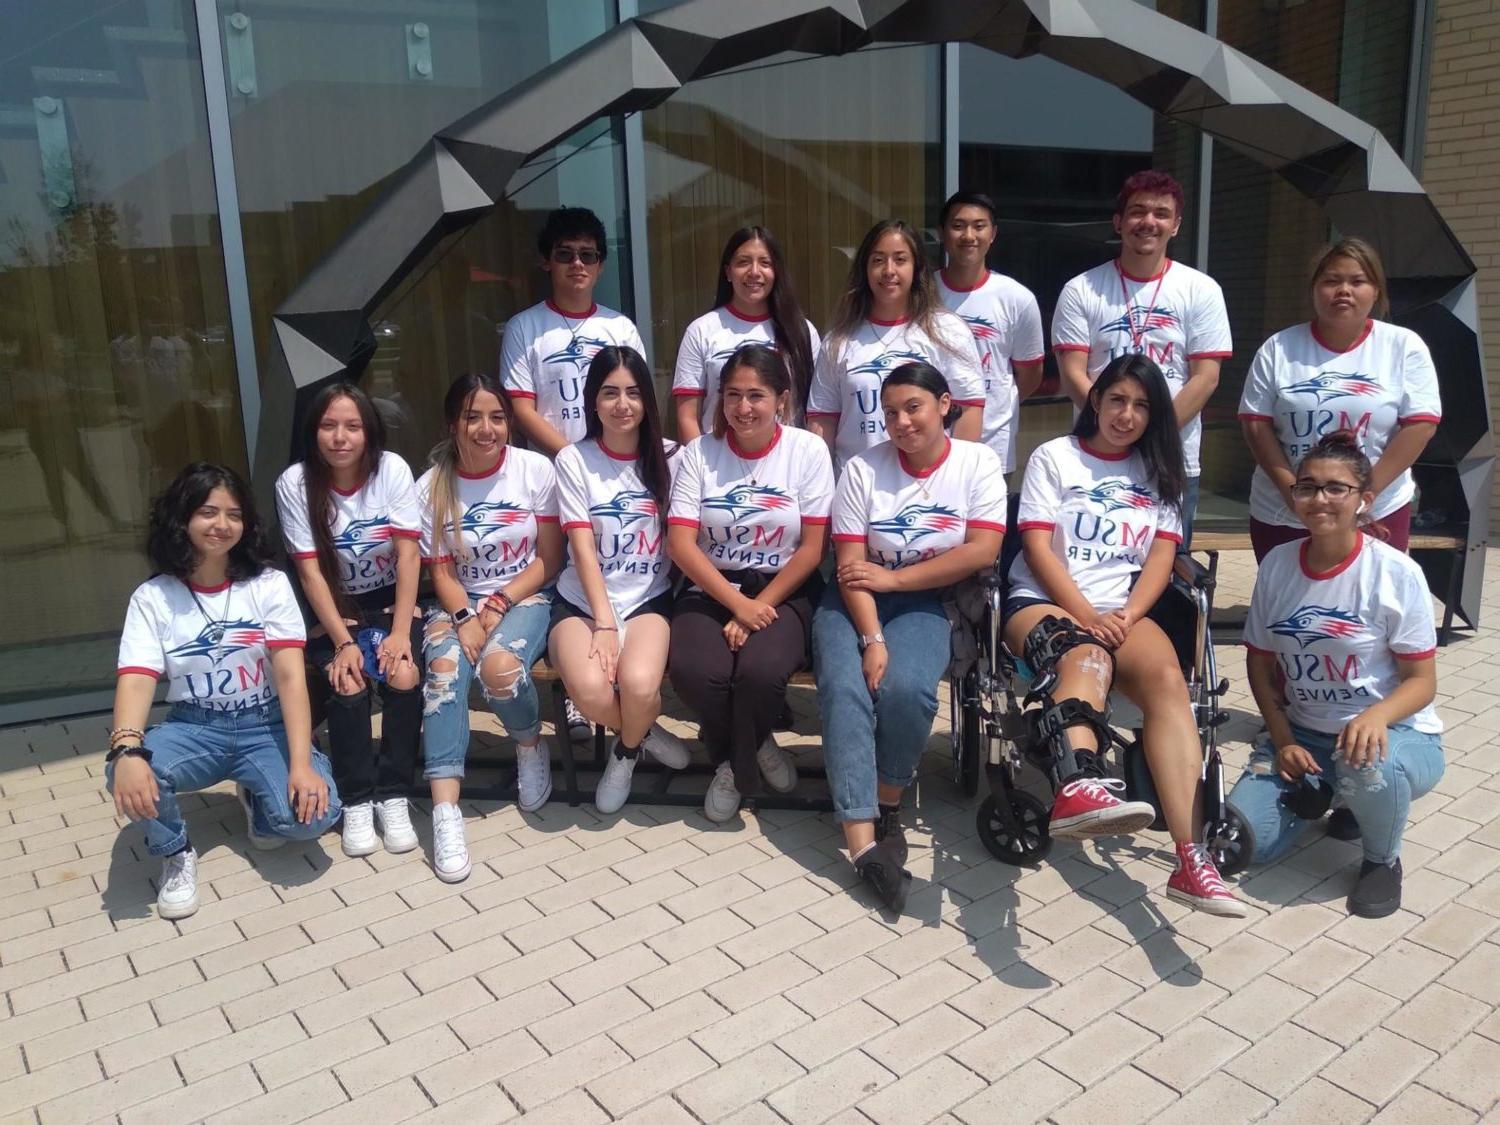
[1033,697,1114,787]
[1022,615,1115,697]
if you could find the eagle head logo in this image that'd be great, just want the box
[870,503,964,544]
[166,618,265,663]
[1282,371,1382,404]
[331,517,394,557]
[1068,479,1156,513]
[460,501,529,539]
[1268,605,1366,648]
[703,484,793,522]
[963,316,1001,342]
[588,489,658,527]
[1101,305,1179,337]
[848,348,929,380]
[542,334,612,371]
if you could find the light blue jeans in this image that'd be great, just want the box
[1227,722,1444,866]
[812,585,952,823]
[421,590,554,779]
[106,701,341,856]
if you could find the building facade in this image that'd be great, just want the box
[0,0,1470,720]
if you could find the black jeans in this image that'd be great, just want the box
[307,590,425,805]
[667,571,820,796]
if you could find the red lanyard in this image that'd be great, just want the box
[1116,260,1171,353]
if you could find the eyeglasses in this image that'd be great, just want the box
[1290,481,1359,500]
[550,248,602,265]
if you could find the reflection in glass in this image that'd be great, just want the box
[0,0,240,707]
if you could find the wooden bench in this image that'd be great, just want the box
[1188,529,1470,645]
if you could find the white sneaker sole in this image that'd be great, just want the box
[1166,885,1248,917]
[157,894,199,920]
[434,858,471,883]
[382,833,420,855]
[1049,802,1156,841]
[518,779,553,813]
[341,834,378,858]
[703,797,741,823]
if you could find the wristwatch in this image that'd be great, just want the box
[858,632,886,652]
[451,606,475,626]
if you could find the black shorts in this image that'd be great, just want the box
[549,590,675,632]
[1003,595,1057,620]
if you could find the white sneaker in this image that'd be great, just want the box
[430,802,471,882]
[704,761,742,823]
[375,797,419,854]
[563,697,591,741]
[516,738,553,812]
[756,738,798,794]
[157,847,199,920]
[236,783,285,851]
[595,747,638,815]
[642,723,690,769]
[340,801,378,857]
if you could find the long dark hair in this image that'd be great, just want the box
[428,373,512,561]
[300,382,385,616]
[825,219,958,361]
[1073,354,1186,510]
[582,345,674,530]
[884,361,961,427]
[713,226,815,420]
[712,343,791,439]
[147,462,270,582]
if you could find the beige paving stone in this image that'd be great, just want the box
[195,923,311,979]
[402,932,521,995]
[253,1018,384,1090]
[864,959,977,1022]
[1380,983,1488,1052]
[783,955,897,1019]
[777,1000,897,1070]
[1135,1015,1252,1093]
[1370,1084,1480,1124]
[296,972,420,1037]
[1207,973,1317,1038]
[796,915,903,972]
[0,1000,85,1055]
[1042,1012,1160,1087]
[608,990,729,1060]
[417,1027,545,1104]
[1269,935,1372,996]
[587,1039,717,1117]
[613,1095,699,1125]
[662,872,762,922]
[705,950,822,1014]
[24,1001,157,1072]
[766,1048,892,1125]
[522,867,626,917]
[1260,1076,1376,1124]
[0,912,115,966]
[203,1069,348,1125]
[1028,964,1141,1031]
[1355,939,1457,1001]
[691,994,811,1064]
[427,895,539,950]
[505,1087,607,1125]
[1419,1032,1500,1113]
[0,1053,104,1118]
[529,985,651,1054]
[729,875,829,927]
[335,1025,468,1098]
[645,905,752,962]
[948,1007,1070,1081]
[1051,1063,1177,1125]
[1324,1027,1439,1108]
[117,1061,263,1125]
[1224,1022,1341,1100]
[1436,940,1500,1004]
[365,894,473,947]
[1120,968,1230,1036]
[222,965,346,1031]
[1290,977,1403,1047]
[5,953,128,1014]
[553,942,666,1005]
[174,1011,307,1084]
[952,1057,1082,1125]
[404,1081,519,1125]
[502,1033,631,1112]
[855,1054,984,1125]
[676,1043,806,1122]
[628,947,740,1009]
[298,1076,434,1125]
[32,1055,182,1125]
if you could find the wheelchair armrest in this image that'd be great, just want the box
[1172,552,1214,592]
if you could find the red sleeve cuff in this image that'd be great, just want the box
[1237,413,1273,422]
[1053,344,1091,354]
[1394,647,1436,661]
[806,411,840,419]
[423,555,455,565]
[116,666,162,680]
[1399,414,1441,425]
[290,550,318,560]
[391,528,421,540]
[1157,530,1183,545]
[561,520,591,531]
[1014,354,1045,365]
[801,516,831,526]
[967,520,1006,534]
[508,390,537,400]
[953,399,986,408]
[1188,351,1232,360]
[831,533,867,543]
[671,387,705,398]
[1017,520,1054,532]
[667,517,700,529]
[536,515,559,524]
[1244,642,1274,656]
[266,639,306,650]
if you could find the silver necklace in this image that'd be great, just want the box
[186,580,233,664]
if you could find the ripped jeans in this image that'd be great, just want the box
[421,590,554,780]
[1227,722,1444,866]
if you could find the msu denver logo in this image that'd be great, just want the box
[1268,605,1365,648]
[962,316,1001,343]
[870,504,963,544]
[1102,306,1178,337]
[703,485,792,522]
[331,517,393,557]
[543,334,612,371]
[589,490,657,527]
[1068,480,1156,513]
[166,619,265,664]
[460,501,528,539]
[1283,371,1382,404]
[849,348,928,380]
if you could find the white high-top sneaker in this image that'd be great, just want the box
[375,797,419,854]
[430,802,471,883]
[340,801,377,857]
[157,847,199,920]
[516,738,553,812]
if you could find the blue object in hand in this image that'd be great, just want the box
[357,627,388,684]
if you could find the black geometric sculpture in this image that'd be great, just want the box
[252,0,1490,627]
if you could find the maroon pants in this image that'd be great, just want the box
[1250,504,1411,564]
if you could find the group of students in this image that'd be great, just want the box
[106,170,1445,927]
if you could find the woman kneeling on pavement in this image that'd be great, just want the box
[109,462,340,920]
[1227,431,1444,918]
[814,363,1006,911]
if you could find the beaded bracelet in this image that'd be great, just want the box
[109,727,145,743]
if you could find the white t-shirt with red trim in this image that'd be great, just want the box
[832,438,1007,570]
[671,305,822,430]
[1052,259,1232,476]
[500,300,647,446]
[415,447,558,598]
[1238,320,1442,526]
[1007,435,1183,611]
[117,569,306,710]
[1245,534,1441,735]
[668,425,834,578]
[555,438,676,620]
[937,270,1045,473]
[274,451,421,598]
[806,312,986,473]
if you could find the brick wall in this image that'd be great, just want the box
[1422,0,1500,529]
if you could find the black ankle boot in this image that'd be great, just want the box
[1327,807,1361,841]
[875,805,907,868]
[855,838,911,914]
[1348,858,1402,918]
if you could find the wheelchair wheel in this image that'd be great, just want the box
[1205,805,1253,877]
[976,790,1052,865]
[958,668,983,799]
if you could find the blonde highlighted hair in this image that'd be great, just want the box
[426,373,511,562]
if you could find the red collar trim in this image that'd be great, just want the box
[1310,318,1374,354]
[330,474,368,497]
[869,316,910,327]
[899,438,952,479]
[726,303,771,323]
[1117,258,1172,283]
[1079,438,1130,461]
[457,449,506,479]
[727,424,782,460]
[187,578,232,594]
[547,299,597,319]
[1299,534,1364,580]
[940,268,989,293]
[596,438,637,462]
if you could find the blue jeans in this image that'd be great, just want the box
[421,590,554,779]
[812,585,952,822]
[1227,722,1444,866]
[107,702,341,857]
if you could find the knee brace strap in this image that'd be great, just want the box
[1023,616,1115,696]
[1034,697,1113,785]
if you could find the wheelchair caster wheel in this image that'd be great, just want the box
[977,791,1052,865]
[957,668,983,799]
[1205,806,1252,878]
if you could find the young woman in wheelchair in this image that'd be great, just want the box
[813,363,1007,911]
[1005,353,1245,916]
[1227,431,1443,918]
